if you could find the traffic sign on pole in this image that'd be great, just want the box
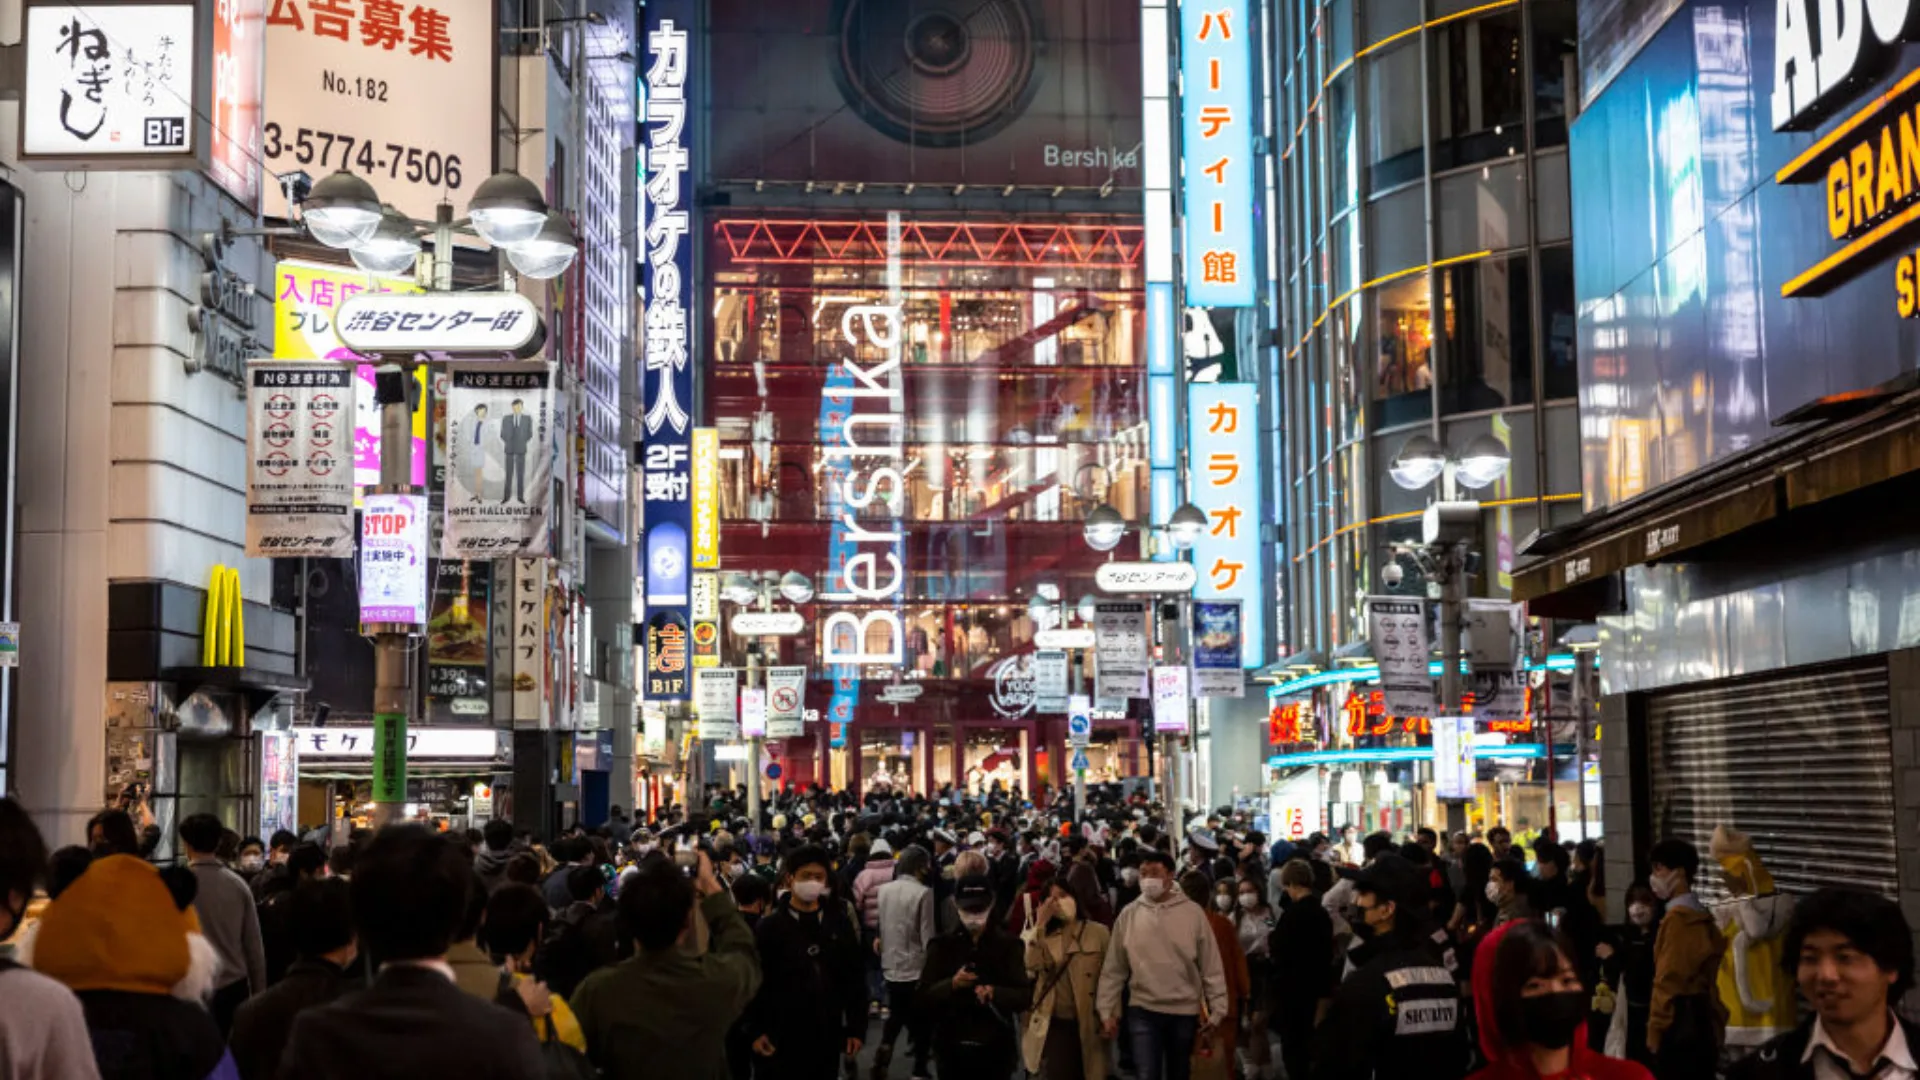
[1070,748,1090,773]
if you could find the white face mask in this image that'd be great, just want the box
[1139,877,1168,901]
[1054,896,1077,922]
[1121,868,1140,885]
[1213,894,1234,912]
[1628,903,1654,927]
[959,912,989,932]
[1238,893,1260,910]
[1486,880,1507,904]
[792,880,829,904]
[1649,870,1677,901]
[239,855,264,873]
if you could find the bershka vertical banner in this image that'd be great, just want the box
[1368,597,1434,718]
[1190,600,1244,698]
[1188,384,1264,667]
[1179,0,1255,308]
[694,667,739,740]
[641,0,694,702]
[245,361,354,557]
[766,666,806,737]
[443,366,553,558]
[691,428,719,569]
[1094,601,1151,700]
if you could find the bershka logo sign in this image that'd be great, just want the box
[819,300,907,666]
[1772,0,1920,131]
[1043,144,1139,170]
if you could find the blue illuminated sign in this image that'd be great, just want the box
[1188,383,1262,666]
[1179,0,1255,308]
[641,0,694,701]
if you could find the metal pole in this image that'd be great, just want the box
[1439,539,1468,837]
[746,580,768,837]
[369,210,451,830]
[1070,622,1086,823]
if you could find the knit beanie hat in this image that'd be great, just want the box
[30,855,201,995]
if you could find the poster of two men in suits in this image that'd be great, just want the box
[442,365,553,557]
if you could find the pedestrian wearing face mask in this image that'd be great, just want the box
[1024,875,1111,1080]
[1466,919,1653,1080]
[1233,875,1275,1080]
[1312,853,1469,1080]
[1267,859,1333,1080]
[1096,852,1230,1080]
[1184,873,1251,1076]
[1645,839,1727,1080]
[1593,883,1662,1066]
[918,873,1033,1079]
[1487,858,1535,928]
[745,845,868,1080]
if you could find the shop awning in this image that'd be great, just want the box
[1512,481,1777,605]
[1514,386,1920,616]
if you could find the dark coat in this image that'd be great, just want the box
[1312,932,1470,1080]
[73,990,235,1080]
[1268,894,1336,1013]
[916,924,1034,1071]
[1728,1016,1920,1080]
[228,959,353,1080]
[538,899,627,999]
[279,964,546,1079]
[744,897,868,1053]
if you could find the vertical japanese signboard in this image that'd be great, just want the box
[641,0,694,702]
[263,0,493,222]
[766,666,806,738]
[442,366,552,558]
[359,493,428,625]
[740,687,766,738]
[209,0,264,206]
[427,558,490,720]
[512,558,547,725]
[1094,601,1150,700]
[694,667,739,740]
[245,361,354,557]
[21,2,206,166]
[1188,384,1262,668]
[1034,650,1070,714]
[1431,714,1476,800]
[1151,665,1190,733]
[1190,599,1243,697]
[1367,597,1434,718]
[1179,0,1254,307]
[691,427,719,569]
[689,571,720,669]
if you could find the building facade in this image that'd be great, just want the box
[1522,0,1920,963]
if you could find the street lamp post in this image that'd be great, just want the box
[1386,433,1511,837]
[302,169,577,830]
[1082,499,1207,859]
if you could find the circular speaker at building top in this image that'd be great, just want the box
[833,0,1044,149]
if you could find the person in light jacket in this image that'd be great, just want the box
[1096,850,1230,1080]
[1024,873,1112,1080]
[874,845,936,1080]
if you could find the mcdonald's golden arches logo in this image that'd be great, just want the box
[202,565,245,667]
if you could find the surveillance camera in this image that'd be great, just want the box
[1381,561,1405,589]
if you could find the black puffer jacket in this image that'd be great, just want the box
[916,924,1033,1072]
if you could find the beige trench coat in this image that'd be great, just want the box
[1024,919,1112,1080]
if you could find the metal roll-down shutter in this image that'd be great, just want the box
[1646,660,1895,899]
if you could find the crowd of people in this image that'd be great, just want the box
[0,785,1914,1080]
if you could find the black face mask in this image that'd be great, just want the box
[1519,990,1587,1049]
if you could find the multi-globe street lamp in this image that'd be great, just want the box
[299,168,579,828]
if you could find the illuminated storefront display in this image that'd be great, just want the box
[707,213,1148,793]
